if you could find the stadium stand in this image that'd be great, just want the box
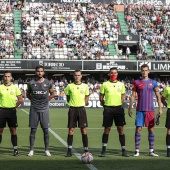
[0,2,14,59]
[1,1,170,60]
[124,3,169,60]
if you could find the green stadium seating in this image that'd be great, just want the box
[14,10,22,59]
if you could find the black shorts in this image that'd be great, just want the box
[102,106,126,127]
[165,108,170,128]
[67,107,88,128]
[0,108,18,128]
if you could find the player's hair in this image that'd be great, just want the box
[35,65,44,71]
[74,69,82,74]
[4,71,12,76]
[141,64,149,70]
[109,67,118,72]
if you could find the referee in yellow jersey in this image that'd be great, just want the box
[65,69,89,157]
[161,87,170,157]
[99,67,129,157]
[0,71,23,156]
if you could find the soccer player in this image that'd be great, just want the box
[128,64,162,157]
[65,69,89,157]
[0,71,23,156]
[99,67,129,157]
[26,65,54,156]
[161,86,170,157]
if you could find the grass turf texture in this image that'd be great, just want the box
[0,108,170,170]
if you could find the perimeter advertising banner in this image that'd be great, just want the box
[0,60,82,71]
[1,60,170,72]
[138,61,170,72]
[83,61,137,71]
[19,100,163,108]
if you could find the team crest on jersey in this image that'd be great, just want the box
[149,83,153,86]
[117,86,121,92]
[44,84,47,87]
[80,88,84,94]
[10,91,14,95]
[77,87,79,89]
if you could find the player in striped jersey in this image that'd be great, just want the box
[128,64,162,157]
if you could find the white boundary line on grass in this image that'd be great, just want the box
[21,109,98,170]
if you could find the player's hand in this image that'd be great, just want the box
[128,108,132,117]
[100,101,104,107]
[158,108,163,116]
[155,113,160,125]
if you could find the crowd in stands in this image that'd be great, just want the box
[1,1,170,60]
[125,3,170,60]
[20,1,120,60]
[0,2,14,59]
[1,75,169,101]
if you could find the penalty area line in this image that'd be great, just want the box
[21,109,98,170]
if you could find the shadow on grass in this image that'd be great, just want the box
[0,147,170,170]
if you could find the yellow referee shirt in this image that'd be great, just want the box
[162,87,170,108]
[100,81,125,106]
[0,84,21,108]
[65,83,89,107]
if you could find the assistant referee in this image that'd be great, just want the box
[161,87,170,157]
[99,67,129,157]
[65,69,89,157]
[0,71,23,156]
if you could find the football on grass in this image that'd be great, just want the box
[81,152,93,164]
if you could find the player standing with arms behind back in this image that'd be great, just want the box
[161,86,170,157]
[65,69,89,157]
[0,71,23,156]
[26,65,54,156]
[128,64,162,157]
[99,67,129,157]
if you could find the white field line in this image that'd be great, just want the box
[21,109,98,170]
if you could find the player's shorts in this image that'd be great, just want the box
[0,108,18,128]
[102,106,126,127]
[165,108,170,128]
[67,106,88,128]
[135,111,155,128]
[29,107,50,128]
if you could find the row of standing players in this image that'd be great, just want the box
[0,64,170,157]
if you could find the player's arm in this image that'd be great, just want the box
[66,95,70,103]
[26,83,31,100]
[99,83,105,106]
[85,85,89,106]
[26,91,31,100]
[65,85,70,103]
[128,91,136,117]
[121,93,125,104]
[49,88,55,101]
[161,96,167,107]
[161,88,168,107]
[16,95,23,108]
[85,95,89,106]
[121,83,125,105]
[154,87,163,115]
[99,93,105,106]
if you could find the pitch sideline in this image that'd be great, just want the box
[21,109,98,170]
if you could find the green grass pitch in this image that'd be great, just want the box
[0,108,170,170]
